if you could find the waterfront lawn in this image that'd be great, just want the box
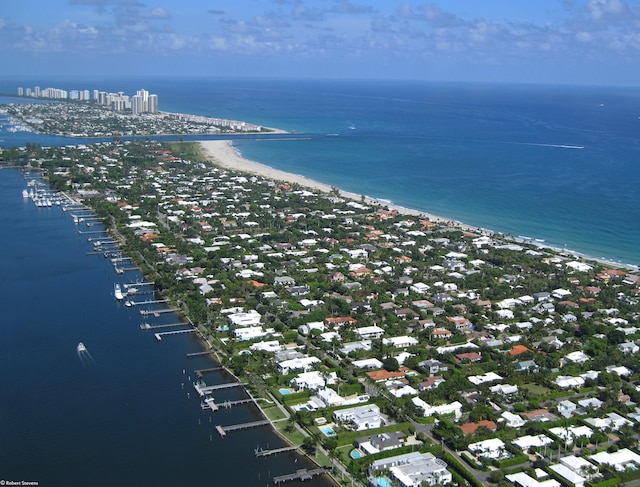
[274,421,306,446]
[261,403,287,422]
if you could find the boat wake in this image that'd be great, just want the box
[510,141,584,150]
[77,342,96,366]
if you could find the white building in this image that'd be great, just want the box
[590,448,640,472]
[333,404,383,431]
[412,397,462,420]
[277,356,321,375]
[468,438,506,459]
[369,452,452,487]
[227,310,262,327]
[355,325,385,340]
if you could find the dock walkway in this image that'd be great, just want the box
[154,329,196,341]
[273,468,329,484]
[141,307,179,316]
[193,381,244,397]
[216,420,271,438]
[254,446,299,457]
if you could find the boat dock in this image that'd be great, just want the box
[193,381,245,397]
[134,299,169,306]
[201,398,254,413]
[254,446,299,457]
[140,322,189,330]
[273,468,329,484]
[216,420,271,438]
[140,307,180,316]
[187,350,217,359]
[194,366,224,377]
[154,329,196,341]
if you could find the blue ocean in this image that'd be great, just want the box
[0,77,638,485]
[1,78,638,266]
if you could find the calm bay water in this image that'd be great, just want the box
[0,169,329,486]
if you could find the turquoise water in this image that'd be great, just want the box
[279,388,292,395]
[350,449,364,459]
[375,477,393,487]
[320,426,336,437]
[1,78,639,266]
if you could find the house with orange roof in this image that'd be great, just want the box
[366,368,408,383]
[456,352,482,363]
[509,345,530,356]
[460,420,498,436]
[325,316,358,328]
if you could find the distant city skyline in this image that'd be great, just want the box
[17,84,159,114]
[2,0,640,86]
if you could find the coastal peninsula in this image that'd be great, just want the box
[5,135,640,487]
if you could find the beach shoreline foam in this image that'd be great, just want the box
[198,139,474,226]
[198,139,637,272]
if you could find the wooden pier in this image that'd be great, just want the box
[273,468,329,484]
[202,398,254,413]
[193,381,245,397]
[187,350,217,358]
[154,329,196,341]
[216,420,271,438]
[133,299,169,307]
[140,322,189,330]
[255,445,299,457]
[194,367,224,377]
[140,307,179,317]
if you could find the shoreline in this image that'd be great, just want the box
[198,139,638,272]
[198,140,478,227]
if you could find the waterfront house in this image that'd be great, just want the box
[333,404,383,431]
[355,431,407,454]
[368,452,452,487]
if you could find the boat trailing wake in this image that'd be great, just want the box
[77,342,96,366]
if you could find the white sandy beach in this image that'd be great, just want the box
[198,139,638,271]
[198,139,469,226]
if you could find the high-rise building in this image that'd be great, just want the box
[148,94,158,113]
[34,86,41,97]
[17,87,24,96]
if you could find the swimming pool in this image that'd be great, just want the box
[319,425,336,437]
[375,477,392,487]
[279,388,292,395]
[350,449,364,459]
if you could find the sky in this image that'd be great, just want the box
[1,0,640,85]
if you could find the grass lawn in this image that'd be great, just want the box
[274,422,306,445]
[521,383,552,398]
[262,404,287,421]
